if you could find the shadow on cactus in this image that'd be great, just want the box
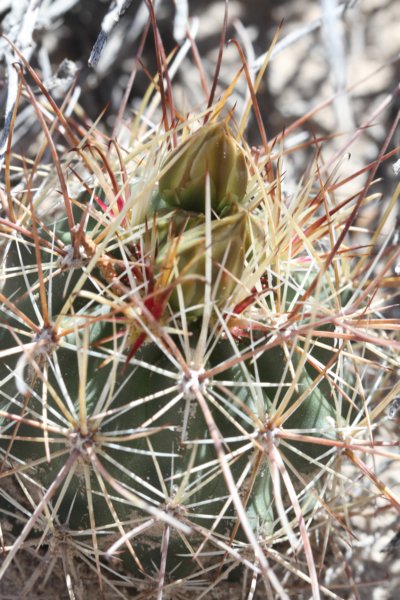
[1,21,400,600]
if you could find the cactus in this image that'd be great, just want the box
[1,25,399,600]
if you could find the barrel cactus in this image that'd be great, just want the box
[0,33,399,600]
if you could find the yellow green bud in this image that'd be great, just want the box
[159,123,248,216]
[156,210,251,315]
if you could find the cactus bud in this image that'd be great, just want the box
[157,211,250,314]
[159,123,248,216]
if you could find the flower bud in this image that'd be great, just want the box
[159,123,248,216]
[156,211,250,315]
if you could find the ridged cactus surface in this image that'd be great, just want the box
[0,60,398,600]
